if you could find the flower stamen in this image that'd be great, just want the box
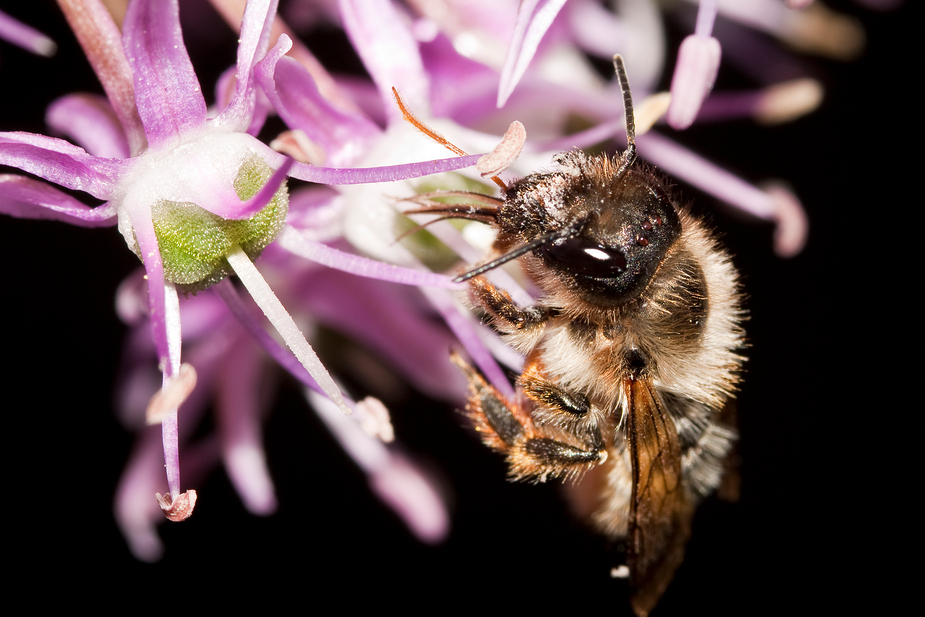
[225,244,353,416]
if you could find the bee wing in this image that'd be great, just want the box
[625,376,693,617]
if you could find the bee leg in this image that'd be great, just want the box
[452,352,606,481]
[467,276,550,336]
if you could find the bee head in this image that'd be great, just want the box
[497,152,682,307]
[451,55,680,307]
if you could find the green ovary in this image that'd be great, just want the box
[150,156,289,293]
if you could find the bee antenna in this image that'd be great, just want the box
[452,222,583,283]
[612,55,637,180]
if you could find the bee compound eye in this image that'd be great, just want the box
[541,236,627,278]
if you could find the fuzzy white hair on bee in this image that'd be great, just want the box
[399,55,745,617]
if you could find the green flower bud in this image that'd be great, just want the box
[146,156,288,293]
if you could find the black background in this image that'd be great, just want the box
[0,1,907,613]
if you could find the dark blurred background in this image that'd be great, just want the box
[0,0,906,613]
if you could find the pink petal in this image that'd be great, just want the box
[637,132,807,257]
[123,0,206,148]
[667,34,722,130]
[256,36,380,167]
[497,0,569,108]
[114,427,169,562]
[368,452,449,544]
[212,0,279,132]
[45,94,130,159]
[0,174,116,226]
[0,132,125,199]
[216,336,277,515]
[419,286,515,398]
[294,266,467,402]
[339,0,429,122]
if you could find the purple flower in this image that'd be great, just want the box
[1,0,479,557]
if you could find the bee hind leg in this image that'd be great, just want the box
[451,352,606,482]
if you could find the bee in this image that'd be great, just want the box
[401,56,744,616]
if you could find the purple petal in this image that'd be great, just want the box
[420,34,500,124]
[293,265,467,402]
[764,185,808,257]
[694,79,823,124]
[256,36,380,166]
[277,226,461,288]
[0,132,125,198]
[0,175,116,226]
[284,186,343,241]
[216,336,277,515]
[212,0,279,132]
[123,194,185,498]
[0,8,56,56]
[565,0,625,58]
[695,0,719,37]
[419,286,515,398]
[114,427,168,561]
[56,0,146,155]
[339,0,429,121]
[123,0,206,148]
[667,34,722,130]
[637,132,775,219]
[220,157,294,220]
[497,0,569,108]
[368,451,449,544]
[45,94,130,159]
[637,131,807,256]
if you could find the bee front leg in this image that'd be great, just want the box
[467,276,551,337]
[452,353,606,482]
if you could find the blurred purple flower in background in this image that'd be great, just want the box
[0,0,909,609]
[0,8,57,57]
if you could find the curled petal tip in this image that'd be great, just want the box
[156,489,198,522]
[765,185,808,258]
[369,456,449,545]
[477,121,526,178]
